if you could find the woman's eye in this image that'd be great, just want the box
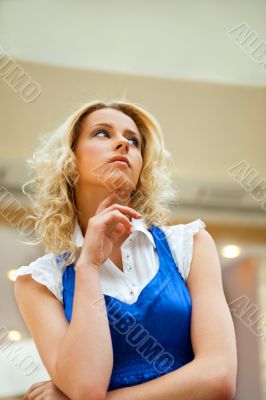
[94,130,139,147]
[95,130,109,137]
[128,138,139,147]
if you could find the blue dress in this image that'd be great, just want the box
[56,225,194,391]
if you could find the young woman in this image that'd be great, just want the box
[14,100,237,400]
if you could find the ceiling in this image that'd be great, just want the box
[0,0,266,87]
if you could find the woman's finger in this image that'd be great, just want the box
[27,385,44,400]
[27,380,52,400]
[95,191,118,214]
[102,209,133,237]
[34,396,44,400]
[101,203,141,219]
[23,381,49,400]
[108,222,127,244]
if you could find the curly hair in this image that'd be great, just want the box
[22,99,179,267]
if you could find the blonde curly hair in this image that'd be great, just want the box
[22,99,178,267]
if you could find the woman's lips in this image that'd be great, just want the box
[109,160,130,167]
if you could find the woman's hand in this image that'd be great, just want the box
[78,191,142,268]
[23,380,70,399]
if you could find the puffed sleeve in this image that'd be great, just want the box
[182,219,206,281]
[13,252,64,303]
[161,219,206,282]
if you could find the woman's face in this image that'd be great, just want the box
[73,107,143,200]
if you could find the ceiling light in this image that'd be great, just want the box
[221,245,241,259]
[7,269,17,282]
[7,330,21,342]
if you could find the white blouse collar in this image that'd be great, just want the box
[73,216,155,248]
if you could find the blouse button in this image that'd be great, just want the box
[129,290,134,296]
[127,265,133,271]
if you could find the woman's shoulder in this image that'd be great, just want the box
[13,252,64,303]
[160,219,207,282]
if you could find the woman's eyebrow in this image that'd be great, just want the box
[89,122,141,140]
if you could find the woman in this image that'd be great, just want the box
[14,100,237,400]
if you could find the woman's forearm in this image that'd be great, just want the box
[55,262,113,400]
[105,357,235,400]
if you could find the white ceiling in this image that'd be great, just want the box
[0,0,266,87]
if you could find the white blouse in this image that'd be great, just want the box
[13,217,206,305]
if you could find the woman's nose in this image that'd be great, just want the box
[114,136,129,151]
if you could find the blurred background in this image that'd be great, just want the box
[0,0,265,399]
